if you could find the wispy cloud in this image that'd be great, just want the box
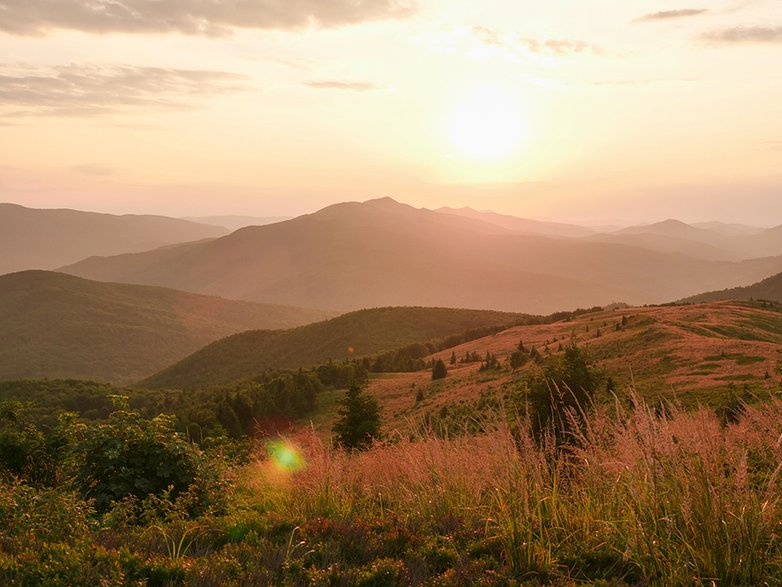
[467,26,600,56]
[702,26,782,43]
[0,64,248,116]
[518,37,601,55]
[0,0,416,36]
[634,9,709,22]
[472,26,502,47]
[305,80,383,91]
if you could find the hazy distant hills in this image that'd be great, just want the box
[680,271,782,304]
[60,197,782,314]
[181,215,291,231]
[691,221,765,237]
[141,306,524,389]
[0,203,229,275]
[587,219,782,261]
[0,271,332,383]
[435,206,595,238]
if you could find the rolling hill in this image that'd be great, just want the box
[140,306,525,389]
[0,202,229,275]
[336,301,782,433]
[60,198,782,314]
[0,271,332,383]
[680,271,782,304]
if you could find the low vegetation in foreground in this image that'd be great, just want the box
[4,383,782,585]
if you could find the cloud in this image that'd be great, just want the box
[465,26,600,56]
[472,26,502,47]
[518,37,601,55]
[0,63,248,116]
[0,0,415,36]
[305,80,383,91]
[634,9,708,22]
[702,26,782,43]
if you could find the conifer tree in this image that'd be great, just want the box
[432,358,448,380]
[332,383,381,450]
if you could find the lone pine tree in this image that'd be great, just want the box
[432,358,448,380]
[332,383,381,450]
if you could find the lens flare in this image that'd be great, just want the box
[266,439,305,473]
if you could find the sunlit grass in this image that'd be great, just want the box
[247,395,782,584]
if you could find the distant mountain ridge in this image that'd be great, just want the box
[435,206,595,237]
[0,203,228,275]
[0,271,332,383]
[592,218,782,261]
[60,197,782,314]
[181,215,291,231]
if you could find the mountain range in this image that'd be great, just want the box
[59,197,782,314]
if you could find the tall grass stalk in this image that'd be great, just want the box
[251,394,782,583]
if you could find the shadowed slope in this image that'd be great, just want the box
[0,271,332,383]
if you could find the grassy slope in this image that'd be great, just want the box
[141,307,525,389]
[680,271,782,304]
[321,301,782,434]
[0,271,332,383]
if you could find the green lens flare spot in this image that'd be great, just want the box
[267,440,305,473]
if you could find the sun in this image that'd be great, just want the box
[446,85,527,161]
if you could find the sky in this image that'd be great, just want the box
[0,0,780,225]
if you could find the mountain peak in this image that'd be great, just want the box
[310,196,419,222]
[365,196,402,207]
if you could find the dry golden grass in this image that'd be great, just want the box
[352,301,782,433]
[256,395,782,584]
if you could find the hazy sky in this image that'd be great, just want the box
[0,0,780,224]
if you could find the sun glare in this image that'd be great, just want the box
[447,85,527,161]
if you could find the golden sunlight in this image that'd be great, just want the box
[446,84,527,161]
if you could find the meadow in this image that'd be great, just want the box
[3,387,782,586]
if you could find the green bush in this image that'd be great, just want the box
[69,408,224,514]
[431,359,448,380]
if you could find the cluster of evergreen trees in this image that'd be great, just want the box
[0,362,366,442]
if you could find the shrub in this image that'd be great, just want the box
[432,359,448,380]
[69,407,224,514]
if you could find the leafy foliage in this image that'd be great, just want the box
[68,407,224,513]
[0,365,361,441]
